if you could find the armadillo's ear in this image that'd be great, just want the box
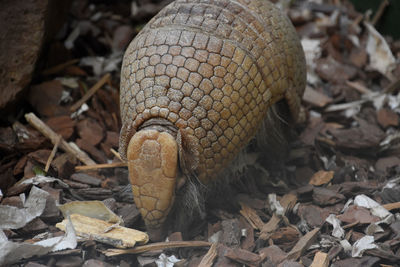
[177,129,199,177]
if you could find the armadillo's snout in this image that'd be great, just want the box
[126,129,178,240]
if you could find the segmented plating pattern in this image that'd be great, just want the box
[120,0,306,183]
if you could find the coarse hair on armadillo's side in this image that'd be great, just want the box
[168,173,207,231]
[170,102,293,231]
[255,103,291,159]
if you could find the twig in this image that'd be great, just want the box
[41,59,80,76]
[371,0,389,26]
[351,13,364,29]
[110,148,123,161]
[45,135,61,172]
[198,243,218,267]
[104,241,211,256]
[25,113,96,166]
[70,73,111,112]
[342,220,359,230]
[75,162,127,171]
[68,142,98,165]
[346,81,372,94]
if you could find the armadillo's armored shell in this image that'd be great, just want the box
[120,0,306,183]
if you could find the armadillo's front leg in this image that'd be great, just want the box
[127,129,178,240]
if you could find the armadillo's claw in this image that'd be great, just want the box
[127,129,178,239]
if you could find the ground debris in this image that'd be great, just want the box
[0,0,399,266]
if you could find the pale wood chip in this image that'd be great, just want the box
[239,202,264,230]
[259,214,281,240]
[280,193,298,214]
[310,251,329,267]
[309,170,334,186]
[56,214,148,248]
[198,243,218,267]
[382,202,400,211]
[303,86,332,107]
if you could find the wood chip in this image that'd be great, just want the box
[303,86,333,107]
[58,200,122,224]
[198,243,218,267]
[259,193,298,241]
[310,251,329,267]
[45,115,75,140]
[56,214,148,248]
[309,170,334,186]
[382,202,400,211]
[70,173,102,186]
[224,247,261,267]
[104,241,211,256]
[239,202,264,230]
[286,228,320,261]
[76,118,104,146]
[259,214,281,240]
[280,193,298,214]
[258,245,287,265]
[377,108,399,128]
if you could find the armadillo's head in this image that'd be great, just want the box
[126,129,178,241]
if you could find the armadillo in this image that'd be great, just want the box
[119,0,306,239]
